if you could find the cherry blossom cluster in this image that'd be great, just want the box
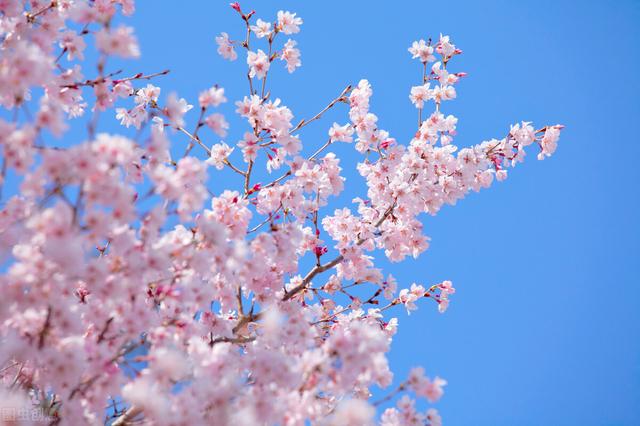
[0,1,562,425]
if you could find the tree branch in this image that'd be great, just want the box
[283,201,396,301]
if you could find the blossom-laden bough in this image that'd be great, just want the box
[0,1,562,425]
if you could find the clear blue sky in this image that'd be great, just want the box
[122,1,639,424]
[12,1,640,425]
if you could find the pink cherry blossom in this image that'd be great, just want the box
[207,142,234,170]
[436,34,456,59]
[539,125,561,159]
[135,84,161,105]
[237,131,259,161]
[205,112,230,137]
[399,283,426,314]
[0,3,563,425]
[410,83,433,108]
[95,25,140,58]
[329,122,355,142]
[277,10,303,34]
[216,31,237,61]
[250,18,272,38]
[440,280,455,296]
[113,81,134,98]
[247,49,270,79]
[164,93,193,128]
[281,39,301,73]
[408,39,436,63]
[59,30,87,61]
[198,86,227,108]
[328,399,376,426]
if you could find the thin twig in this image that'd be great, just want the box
[177,126,211,156]
[290,85,352,134]
[183,106,207,157]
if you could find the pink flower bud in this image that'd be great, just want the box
[314,246,328,257]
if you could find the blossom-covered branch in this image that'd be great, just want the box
[0,1,562,425]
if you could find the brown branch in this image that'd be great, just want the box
[223,159,247,176]
[308,137,333,162]
[282,201,396,301]
[37,306,52,350]
[243,160,254,196]
[96,317,114,344]
[246,204,282,234]
[210,335,255,347]
[183,106,207,158]
[26,1,55,22]
[111,406,143,426]
[290,85,352,134]
[261,34,275,99]
[177,126,211,156]
[231,312,263,335]
[372,383,407,406]
[60,69,169,89]
[0,157,6,201]
[113,69,170,84]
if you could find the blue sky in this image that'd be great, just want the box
[130,1,640,424]
[7,1,640,425]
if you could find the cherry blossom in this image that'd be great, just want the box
[247,49,271,79]
[163,93,193,128]
[436,34,457,59]
[277,10,303,34]
[539,125,561,159]
[329,122,355,143]
[207,142,235,170]
[0,2,563,425]
[281,39,302,73]
[216,31,237,61]
[204,112,230,137]
[408,39,436,63]
[95,25,140,58]
[410,83,433,108]
[59,30,87,61]
[198,86,227,108]
[250,18,272,39]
